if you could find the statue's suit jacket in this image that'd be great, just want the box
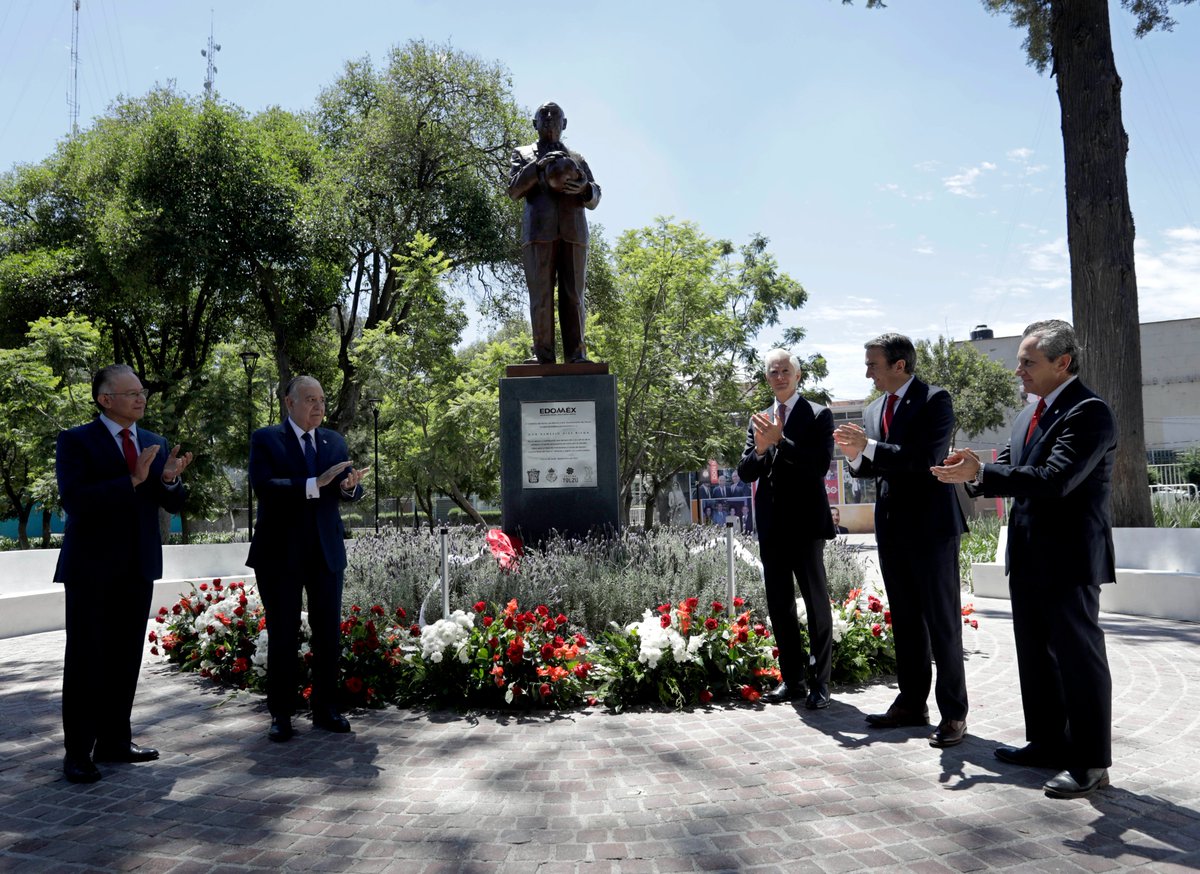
[508,142,601,245]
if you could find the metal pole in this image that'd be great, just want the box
[725,520,736,615]
[239,351,259,540]
[440,527,450,618]
[372,405,380,533]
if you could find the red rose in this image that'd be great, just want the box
[199,582,208,591]
[149,646,159,656]
[409,624,421,637]
[233,657,249,673]
[396,607,407,621]
[733,597,745,608]
[148,630,157,642]
[482,615,494,627]
[539,683,551,698]
[302,686,312,700]
[970,619,979,629]
[555,614,568,626]
[507,639,525,661]
[884,610,892,625]
[489,636,500,650]
[754,623,768,637]
[158,606,168,615]
[345,677,364,694]
[868,595,883,613]
[871,623,882,637]
[711,601,724,613]
[772,647,779,659]
[474,600,487,613]
[740,685,761,702]
[657,604,671,614]
[234,606,245,617]
[350,605,361,614]
[574,663,591,679]
[704,617,718,631]
[699,690,713,704]
[574,633,588,648]
[371,605,386,616]
[540,643,556,661]
[536,605,550,617]
[660,615,671,629]
[503,616,515,630]
[587,696,598,707]
[172,604,182,615]
[737,628,749,643]
[543,619,557,633]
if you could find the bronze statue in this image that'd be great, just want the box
[508,102,601,364]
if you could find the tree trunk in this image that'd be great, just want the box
[1051,0,1153,527]
[15,503,31,549]
[445,481,486,526]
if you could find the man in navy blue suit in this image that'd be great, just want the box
[56,364,193,783]
[248,376,366,742]
[737,349,836,710]
[836,333,969,749]
[935,320,1116,799]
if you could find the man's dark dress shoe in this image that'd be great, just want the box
[312,711,351,733]
[929,719,967,748]
[93,743,159,763]
[63,755,101,784]
[805,685,831,710]
[268,717,294,743]
[763,681,808,703]
[994,744,1061,769]
[1043,767,1110,799]
[865,706,929,728]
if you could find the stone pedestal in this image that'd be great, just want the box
[499,366,619,544]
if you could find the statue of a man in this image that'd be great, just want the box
[507,102,601,364]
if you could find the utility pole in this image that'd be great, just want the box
[201,11,220,99]
[68,0,80,138]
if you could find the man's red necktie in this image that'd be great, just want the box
[883,393,899,437]
[776,402,787,426]
[120,428,138,474]
[1024,398,1047,445]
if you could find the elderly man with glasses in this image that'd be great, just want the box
[55,364,193,784]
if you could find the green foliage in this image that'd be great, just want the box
[1181,446,1200,487]
[960,514,1002,591]
[983,0,1193,72]
[1152,497,1200,528]
[915,336,1021,445]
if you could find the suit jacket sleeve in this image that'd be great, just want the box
[978,398,1116,499]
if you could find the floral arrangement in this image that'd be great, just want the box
[592,597,780,710]
[153,539,960,712]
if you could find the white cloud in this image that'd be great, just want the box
[1134,225,1200,321]
[943,162,996,198]
[1007,147,1033,161]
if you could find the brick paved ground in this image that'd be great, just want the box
[2,597,1199,873]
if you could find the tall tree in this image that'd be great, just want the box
[314,40,526,433]
[981,0,1194,526]
[916,336,1022,446]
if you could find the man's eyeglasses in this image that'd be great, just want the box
[105,390,149,400]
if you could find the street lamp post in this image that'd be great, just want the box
[367,397,382,533]
[239,351,260,539]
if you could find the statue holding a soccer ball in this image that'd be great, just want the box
[507,102,602,364]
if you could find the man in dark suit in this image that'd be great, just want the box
[248,376,367,742]
[829,506,849,535]
[738,349,836,710]
[507,101,601,364]
[55,364,193,783]
[935,319,1115,799]
[836,334,969,748]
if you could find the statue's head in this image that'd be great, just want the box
[533,102,567,139]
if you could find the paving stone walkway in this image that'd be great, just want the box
[1,596,1199,873]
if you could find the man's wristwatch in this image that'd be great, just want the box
[972,463,985,486]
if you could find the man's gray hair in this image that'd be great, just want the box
[762,348,801,374]
[91,364,137,406]
[285,375,321,400]
[1022,319,1081,374]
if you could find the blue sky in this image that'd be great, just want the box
[2,0,1197,399]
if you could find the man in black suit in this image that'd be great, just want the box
[836,334,969,748]
[829,506,849,535]
[738,349,836,710]
[934,319,1115,799]
[55,364,193,783]
[507,101,601,364]
[248,376,366,742]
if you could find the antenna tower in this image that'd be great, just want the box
[68,0,81,137]
[201,11,221,98]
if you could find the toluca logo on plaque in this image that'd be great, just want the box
[520,401,598,489]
